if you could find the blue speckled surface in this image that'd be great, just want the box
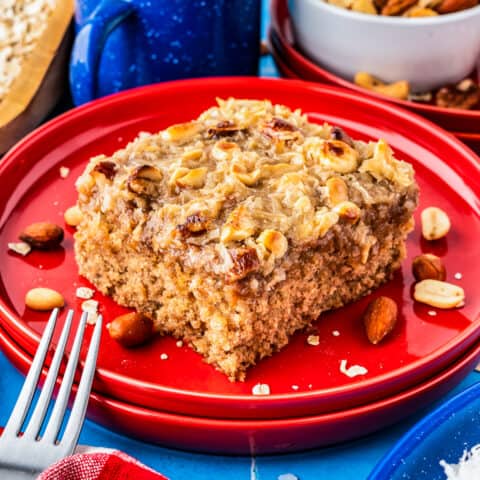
[71,0,261,104]
[369,382,480,480]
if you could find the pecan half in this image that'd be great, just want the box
[227,247,260,282]
[176,214,210,238]
[127,165,163,197]
[382,0,417,15]
[265,117,298,132]
[207,120,246,138]
[93,161,117,180]
[435,79,480,110]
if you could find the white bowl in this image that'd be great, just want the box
[289,0,480,92]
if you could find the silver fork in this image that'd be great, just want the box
[0,308,102,479]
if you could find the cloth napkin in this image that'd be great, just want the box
[38,448,168,480]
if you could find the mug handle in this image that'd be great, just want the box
[70,0,135,105]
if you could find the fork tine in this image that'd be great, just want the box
[23,310,74,440]
[60,314,102,453]
[2,309,59,438]
[42,311,89,444]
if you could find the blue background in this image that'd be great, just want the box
[0,1,478,478]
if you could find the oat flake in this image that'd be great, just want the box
[59,166,70,178]
[76,287,95,300]
[252,383,270,396]
[8,241,31,256]
[307,334,319,346]
[340,359,368,378]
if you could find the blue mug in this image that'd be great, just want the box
[70,0,261,106]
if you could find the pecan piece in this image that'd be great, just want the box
[435,79,480,110]
[265,117,298,132]
[207,120,246,138]
[176,214,211,238]
[227,247,260,282]
[382,0,417,15]
[127,165,163,197]
[93,161,117,180]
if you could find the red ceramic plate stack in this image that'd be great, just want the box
[269,0,480,155]
[0,78,479,454]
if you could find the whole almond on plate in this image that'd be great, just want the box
[107,312,154,347]
[437,0,478,13]
[19,222,64,249]
[412,254,446,281]
[421,207,450,240]
[363,296,398,345]
[414,280,465,309]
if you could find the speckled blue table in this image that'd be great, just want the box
[0,2,479,479]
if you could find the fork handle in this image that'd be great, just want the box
[0,468,38,479]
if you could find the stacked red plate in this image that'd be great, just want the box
[269,0,480,155]
[0,78,479,454]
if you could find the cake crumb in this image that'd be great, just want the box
[291,385,299,391]
[252,383,270,396]
[76,287,95,300]
[59,166,70,178]
[427,310,437,316]
[160,353,168,360]
[308,384,312,389]
[332,330,340,337]
[8,242,31,256]
[307,334,320,346]
[278,474,299,480]
[340,359,368,378]
[176,340,184,348]
[454,272,463,280]
[81,299,99,325]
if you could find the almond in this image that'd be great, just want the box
[414,280,465,309]
[19,222,64,249]
[412,254,446,281]
[107,312,154,347]
[363,296,398,345]
[436,0,478,13]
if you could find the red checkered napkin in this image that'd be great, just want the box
[37,448,168,480]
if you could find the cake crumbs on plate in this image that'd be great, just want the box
[454,272,463,280]
[160,353,168,360]
[81,299,99,324]
[307,334,320,346]
[291,384,299,391]
[76,286,95,299]
[252,383,270,396]
[340,359,368,378]
[8,241,31,256]
[59,166,70,178]
[427,310,437,316]
[332,330,340,337]
[278,474,299,480]
[308,384,312,389]
[176,340,184,347]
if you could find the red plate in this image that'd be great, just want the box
[0,78,479,420]
[0,324,479,454]
[454,132,480,155]
[270,0,480,134]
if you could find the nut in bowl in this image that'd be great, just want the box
[289,0,480,92]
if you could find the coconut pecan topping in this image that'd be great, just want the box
[93,161,117,180]
[227,247,260,282]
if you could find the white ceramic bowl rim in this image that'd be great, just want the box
[302,0,480,25]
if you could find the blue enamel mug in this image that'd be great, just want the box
[70,0,261,106]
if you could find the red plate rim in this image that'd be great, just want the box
[0,77,479,412]
[270,0,480,120]
[1,322,479,455]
